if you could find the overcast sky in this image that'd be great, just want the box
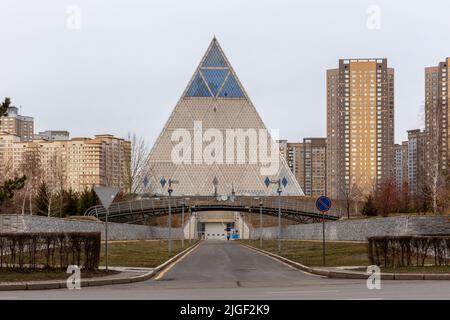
[1,0,448,145]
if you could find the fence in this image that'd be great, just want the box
[367,235,450,267]
[0,232,101,271]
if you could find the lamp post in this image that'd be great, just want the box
[181,197,189,249]
[277,183,282,253]
[167,178,178,255]
[253,197,263,249]
[259,199,263,249]
[264,177,285,254]
[188,205,192,244]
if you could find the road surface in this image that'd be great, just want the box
[1,241,449,299]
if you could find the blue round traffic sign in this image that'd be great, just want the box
[316,196,332,212]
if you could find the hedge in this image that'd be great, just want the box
[0,232,101,271]
[368,236,450,267]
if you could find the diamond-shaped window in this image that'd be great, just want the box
[201,69,229,96]
[185,72,211,97]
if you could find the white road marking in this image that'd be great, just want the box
[154,243,201,280]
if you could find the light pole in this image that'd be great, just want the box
[105,207,109,271]
[167,178,178,256]
[254,197,263,249]
[277,182,282,253]
[259,199,263,249]
[188,205,192,244]
[264,177,285,254]
[181,197,189,249]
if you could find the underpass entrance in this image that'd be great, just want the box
[186,211,251,240]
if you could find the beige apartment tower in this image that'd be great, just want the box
[327,59,394,199]
[0,106,34,141]
[425,58,450,173]
[0,133,131,193]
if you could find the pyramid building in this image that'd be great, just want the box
[140,38,304,197]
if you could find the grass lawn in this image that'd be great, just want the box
[0,269,118,283]
[99,239,197,268]
[352,266,450,273]
[241,239,369,267]
[380,266,450,273]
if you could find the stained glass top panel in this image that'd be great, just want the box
[185,72,211,97]
[202,43,227,68]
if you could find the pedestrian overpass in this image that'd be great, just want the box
[84,196,342,225]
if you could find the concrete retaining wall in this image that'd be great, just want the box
[0,214,183,241]
[251,216,450,241]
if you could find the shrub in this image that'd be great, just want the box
[367,235,450,267]
[362,195,378,216]
[0,232,100,271]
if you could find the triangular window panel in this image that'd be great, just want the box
[202,44,227,68]
[218,73,244,97]
[185,72,211,97]
[201,69,229,97]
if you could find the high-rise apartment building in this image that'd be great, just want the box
[393,142,408,190]
[277,140,302,184]
[302,138,327,197]
[406,129,426,196]
[0,133,131,192]
[327,59,394,199]
[278,138,327,197]
[0,106,34,141]
[425,58,449,173]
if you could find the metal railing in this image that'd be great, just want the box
[84,195,343,224]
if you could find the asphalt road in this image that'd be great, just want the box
[1,241,449,300]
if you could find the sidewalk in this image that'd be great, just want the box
[0,267,155,291]
[0,241,200,291]
[242,243,450,281]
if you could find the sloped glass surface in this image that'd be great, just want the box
[201,69,229,96]
[185,72,211,97]
[218,73,245,97]
[202,44,227,68]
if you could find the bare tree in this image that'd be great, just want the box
[374,178,398,217]
[20,146,42,215]
[125,133,149,194]
[340,178,362,219]
[44,152,64,217]
[423,98,447,214]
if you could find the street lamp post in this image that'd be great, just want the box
[277,182,282,253]
[168,186,173,255]
[188,205,192,244]
[259,199,263,249]
[264,177,285,254]
[253,197,263,249]
[105,207,109,271]
[167,178,178,256]
[181,197,189,249]
[181,199,185,249]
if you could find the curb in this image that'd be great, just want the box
[241,243,450,281]
[0,241,201,291]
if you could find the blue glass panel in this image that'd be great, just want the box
[218,73,244,97]
[185,72,211,97]
[202,44,227,68]
[201,69,229,96]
